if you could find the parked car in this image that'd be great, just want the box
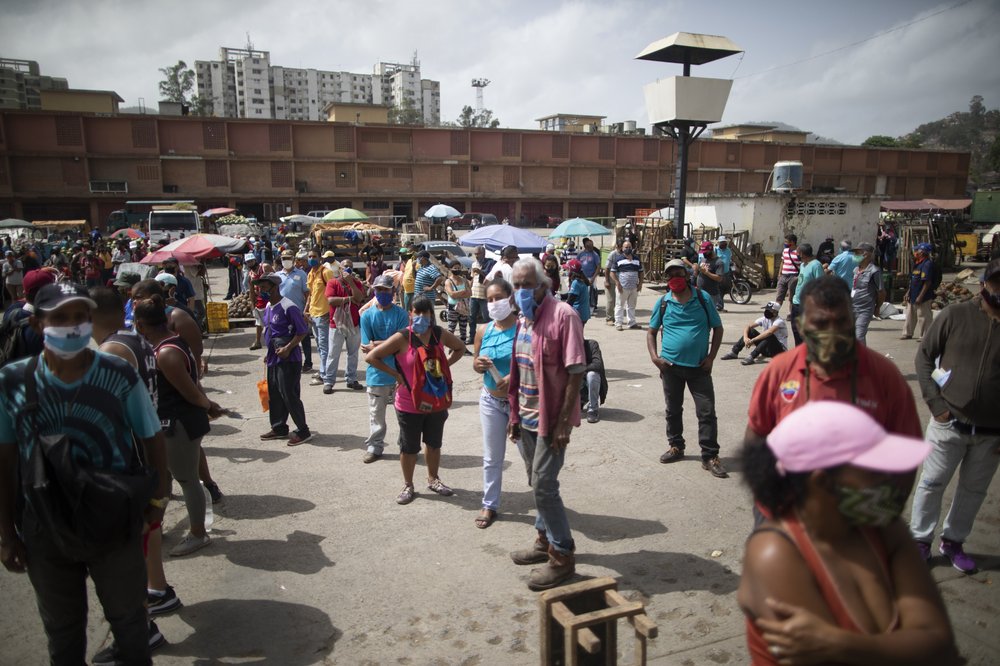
[451,212,499,229]
[414,240,474,270]
[305,210,331,219]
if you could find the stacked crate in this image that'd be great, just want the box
[206,302,230,333]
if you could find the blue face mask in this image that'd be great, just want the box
[375,291,393,307]
[343,266,352,274]
[515,288,537,319]
[411,314,431,334]
[43,322,93,359]
[308,258,319,268]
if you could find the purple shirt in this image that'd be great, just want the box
[263,297,308,367]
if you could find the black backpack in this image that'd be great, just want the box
[0,308,30,368]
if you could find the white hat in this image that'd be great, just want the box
[244,252,256,262]
[546,243,555,251]
[717,235,728,242]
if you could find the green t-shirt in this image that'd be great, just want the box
[792,259,825,306]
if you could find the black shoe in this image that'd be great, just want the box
[302,363,313,372]
[92,621,165,665]
[659,446,684,463]
[323,384,334,395]
[586,411,599,424]
[702,457,729,479]
[346,381,364,391]
[147,585,182,615]
[720,352,738,361]
[741,357,756,366]
[204,481,223,503]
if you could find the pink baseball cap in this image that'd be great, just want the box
[766,401,930,474]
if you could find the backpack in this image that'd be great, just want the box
[928,260,943,292]
[0,308,30,368]
[396,325,453,413]
[658,288,711,324]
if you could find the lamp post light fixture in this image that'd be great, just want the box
[637,32,743,238]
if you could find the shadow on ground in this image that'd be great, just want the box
[202,446,291,464]
[596,408,644,423]
[154,598,340,664]
[578,549,740,597]
[214,494,316,521]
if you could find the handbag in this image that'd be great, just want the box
[18,356,156,557]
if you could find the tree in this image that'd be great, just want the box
[388,98,424,125]
[457,105,500,128]
[988,135,1000,174]
[158,60,195,103]
[189,95,214,117]
[861,135,899,147]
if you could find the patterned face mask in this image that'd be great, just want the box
[835,483,906,527]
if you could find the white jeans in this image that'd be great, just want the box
[365,385,396,454]
[480,389,510,512]
[909,418,1000,544]
[615,287,637,327]
[326,324,360,385]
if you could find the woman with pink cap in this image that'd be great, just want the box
[738,401,959,665]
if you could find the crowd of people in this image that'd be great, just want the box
[0,215,997,664]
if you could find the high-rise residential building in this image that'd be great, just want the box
[194,47,440,124]
[0,58,69,110]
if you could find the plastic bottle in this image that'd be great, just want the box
[201,482,214,533]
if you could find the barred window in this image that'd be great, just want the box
[451,165,468,188]
[552,135,569,159]
[598,169,614,190]
[643,139,658,162]
[205,160,228,187]
[269,125,291,151]
[203,122,226,150]
[271,162,293,188]
[502,134,520,157]
[392,167,412,179]
[360,166,389,178]
[55,117,82,146]
[334,127,354,153]
[450,131,469,155]
[599,137,614,160]
[136,164,160,181]
[503,166,519,188]
[131,120,157,149]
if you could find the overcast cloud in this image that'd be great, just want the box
[3,0,998,144]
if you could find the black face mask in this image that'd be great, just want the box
[982,287,1000,309]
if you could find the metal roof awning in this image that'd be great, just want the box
[880,199,972,212]
[635,32,744,64]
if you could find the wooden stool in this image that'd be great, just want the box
[538,577,658,666]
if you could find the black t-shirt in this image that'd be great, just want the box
[697,256,724,295]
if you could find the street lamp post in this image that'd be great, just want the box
[637,33,743,239]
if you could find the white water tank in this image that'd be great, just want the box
[624,120,637,132]
[772,161,803,192]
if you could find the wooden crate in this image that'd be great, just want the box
[206,301,229,333]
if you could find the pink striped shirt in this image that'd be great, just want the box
[781,247,801,275]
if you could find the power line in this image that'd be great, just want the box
[734,0,979,80]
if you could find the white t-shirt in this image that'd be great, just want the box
[754,315,788,349]
[490,261,513,285]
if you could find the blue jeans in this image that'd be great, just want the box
[517,428,573,554]
[480,389,510,511]
[910,418,1000,544]
[312,315,330,378]
[326,324,360,385]
[585,370,601,413]
[469,298,487,341]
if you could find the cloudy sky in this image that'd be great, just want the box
[3,0,998,144]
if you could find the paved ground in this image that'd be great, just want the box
[1,265,998,665]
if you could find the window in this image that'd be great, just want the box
[136,164,160,181]
[55,116,82,146]
[598,169,614,190]
[334,127,355,153]
[599,137,614,160]
[643,139,658,162]
[131,119,157,149]
[392,167,412,178]
[451,165,468,188]
[785,200,848,216]
[205,160,228,187]
[203,122,226,149]
[503,166,519,188]
[450,131,468,155]
[552,135,569,159]
[269,125,291,151]
[271,161,293,188]
[360,166,389,178]
[642,170,657,191]
[363,200,390,209]
[360,131,388,144]
[254,88,262,94]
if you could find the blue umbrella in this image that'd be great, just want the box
[548,217,611,239]
[458,225,549,253]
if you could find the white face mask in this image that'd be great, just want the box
[43,322,93,359]
[487,299,513,321]
[281,259,293,270]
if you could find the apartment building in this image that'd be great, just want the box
[0,111,971,228]
[0,58,68,110]
[194,47,440,124]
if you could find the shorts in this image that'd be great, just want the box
[253,307,266,325]
[396,410,449,454]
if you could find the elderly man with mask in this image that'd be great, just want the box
[851,242,885,344]
[507,258,586,590]
[828,239,855,286]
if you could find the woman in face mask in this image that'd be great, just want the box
[471,279,517,528]
[738,402,958,666]
[543,256,561,295]
[365,296,467,505]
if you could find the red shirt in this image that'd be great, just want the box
[747,344,921,438]
[325,276,362,328]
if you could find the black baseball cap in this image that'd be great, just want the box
[253,273,282,286]
[984,258,1000,283]
[34,282,97,312]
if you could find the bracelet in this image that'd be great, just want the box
[148,497,168,509]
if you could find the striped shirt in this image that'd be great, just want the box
[414,264,441,295]
[514,319,540,431]
[613,256,642,290]
[781,247,801,275]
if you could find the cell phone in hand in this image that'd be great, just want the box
[487,366,503,382]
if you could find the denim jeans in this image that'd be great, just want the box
[267,361,309,435]
[469,298,487,340]
[909,418,1000,544]
[312,315,330,378]
[854,309,874,345]
[585,371,601,413]
[23,510,150,665]
[659,363,720,460]
[365,384,395,454]
[480,389,510,511]
[517,428,574,554]
[790,303,803,346]
[729,328,785,359]
[327,324,360,385]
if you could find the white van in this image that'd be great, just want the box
[148,209,201,245]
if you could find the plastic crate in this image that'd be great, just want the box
[206,302,229,333]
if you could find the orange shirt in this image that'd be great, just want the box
[747,344,921,438]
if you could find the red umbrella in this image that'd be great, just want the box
[111,228,146,240]
[140,249,201,265]
[201,207,237,217]
[159,234,247,260]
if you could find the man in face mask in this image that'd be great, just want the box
[910,259,1000,572]
[305,250,334,389]
[902,242,935,340]
[324,260,365,393]
[850,242,884,344]
[359,275,410,463]
[720,301,787,366]
[744,275,922,494]
[276,250,312,372]
[828,239,855,286]
[507,258,586,590]
[610,241,642,330]
[159,258,195,310]
[0,282,170,665]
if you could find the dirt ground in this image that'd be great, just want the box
[1,265,997,665]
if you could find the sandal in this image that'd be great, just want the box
[475,509,497,529]
[427,478,454,496]
[396,484,416,505]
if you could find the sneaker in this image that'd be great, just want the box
[741,357,756,366]
[323,384,334,395]
[605,319,614,326]
[302,363,313,372]
[939,539,976,573]
[147,585,181,615]
[915,540,932,563]
[396,484,416,505]
[312,371,322,380]
[616,325,624,331]
[586,411,599,424]
[363,451,381,464]
[346,381,364,391]
[427,478,454,496]
[260,430,286,441]
[92,621,165,665]
[628,324,643,330]
[720,352,738,361]
[309,377,324,386]
[204,481,223,504]
[249,342,262,350]
[702,457,729,479]
[169,533,210,557]
[287,431,313,446]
